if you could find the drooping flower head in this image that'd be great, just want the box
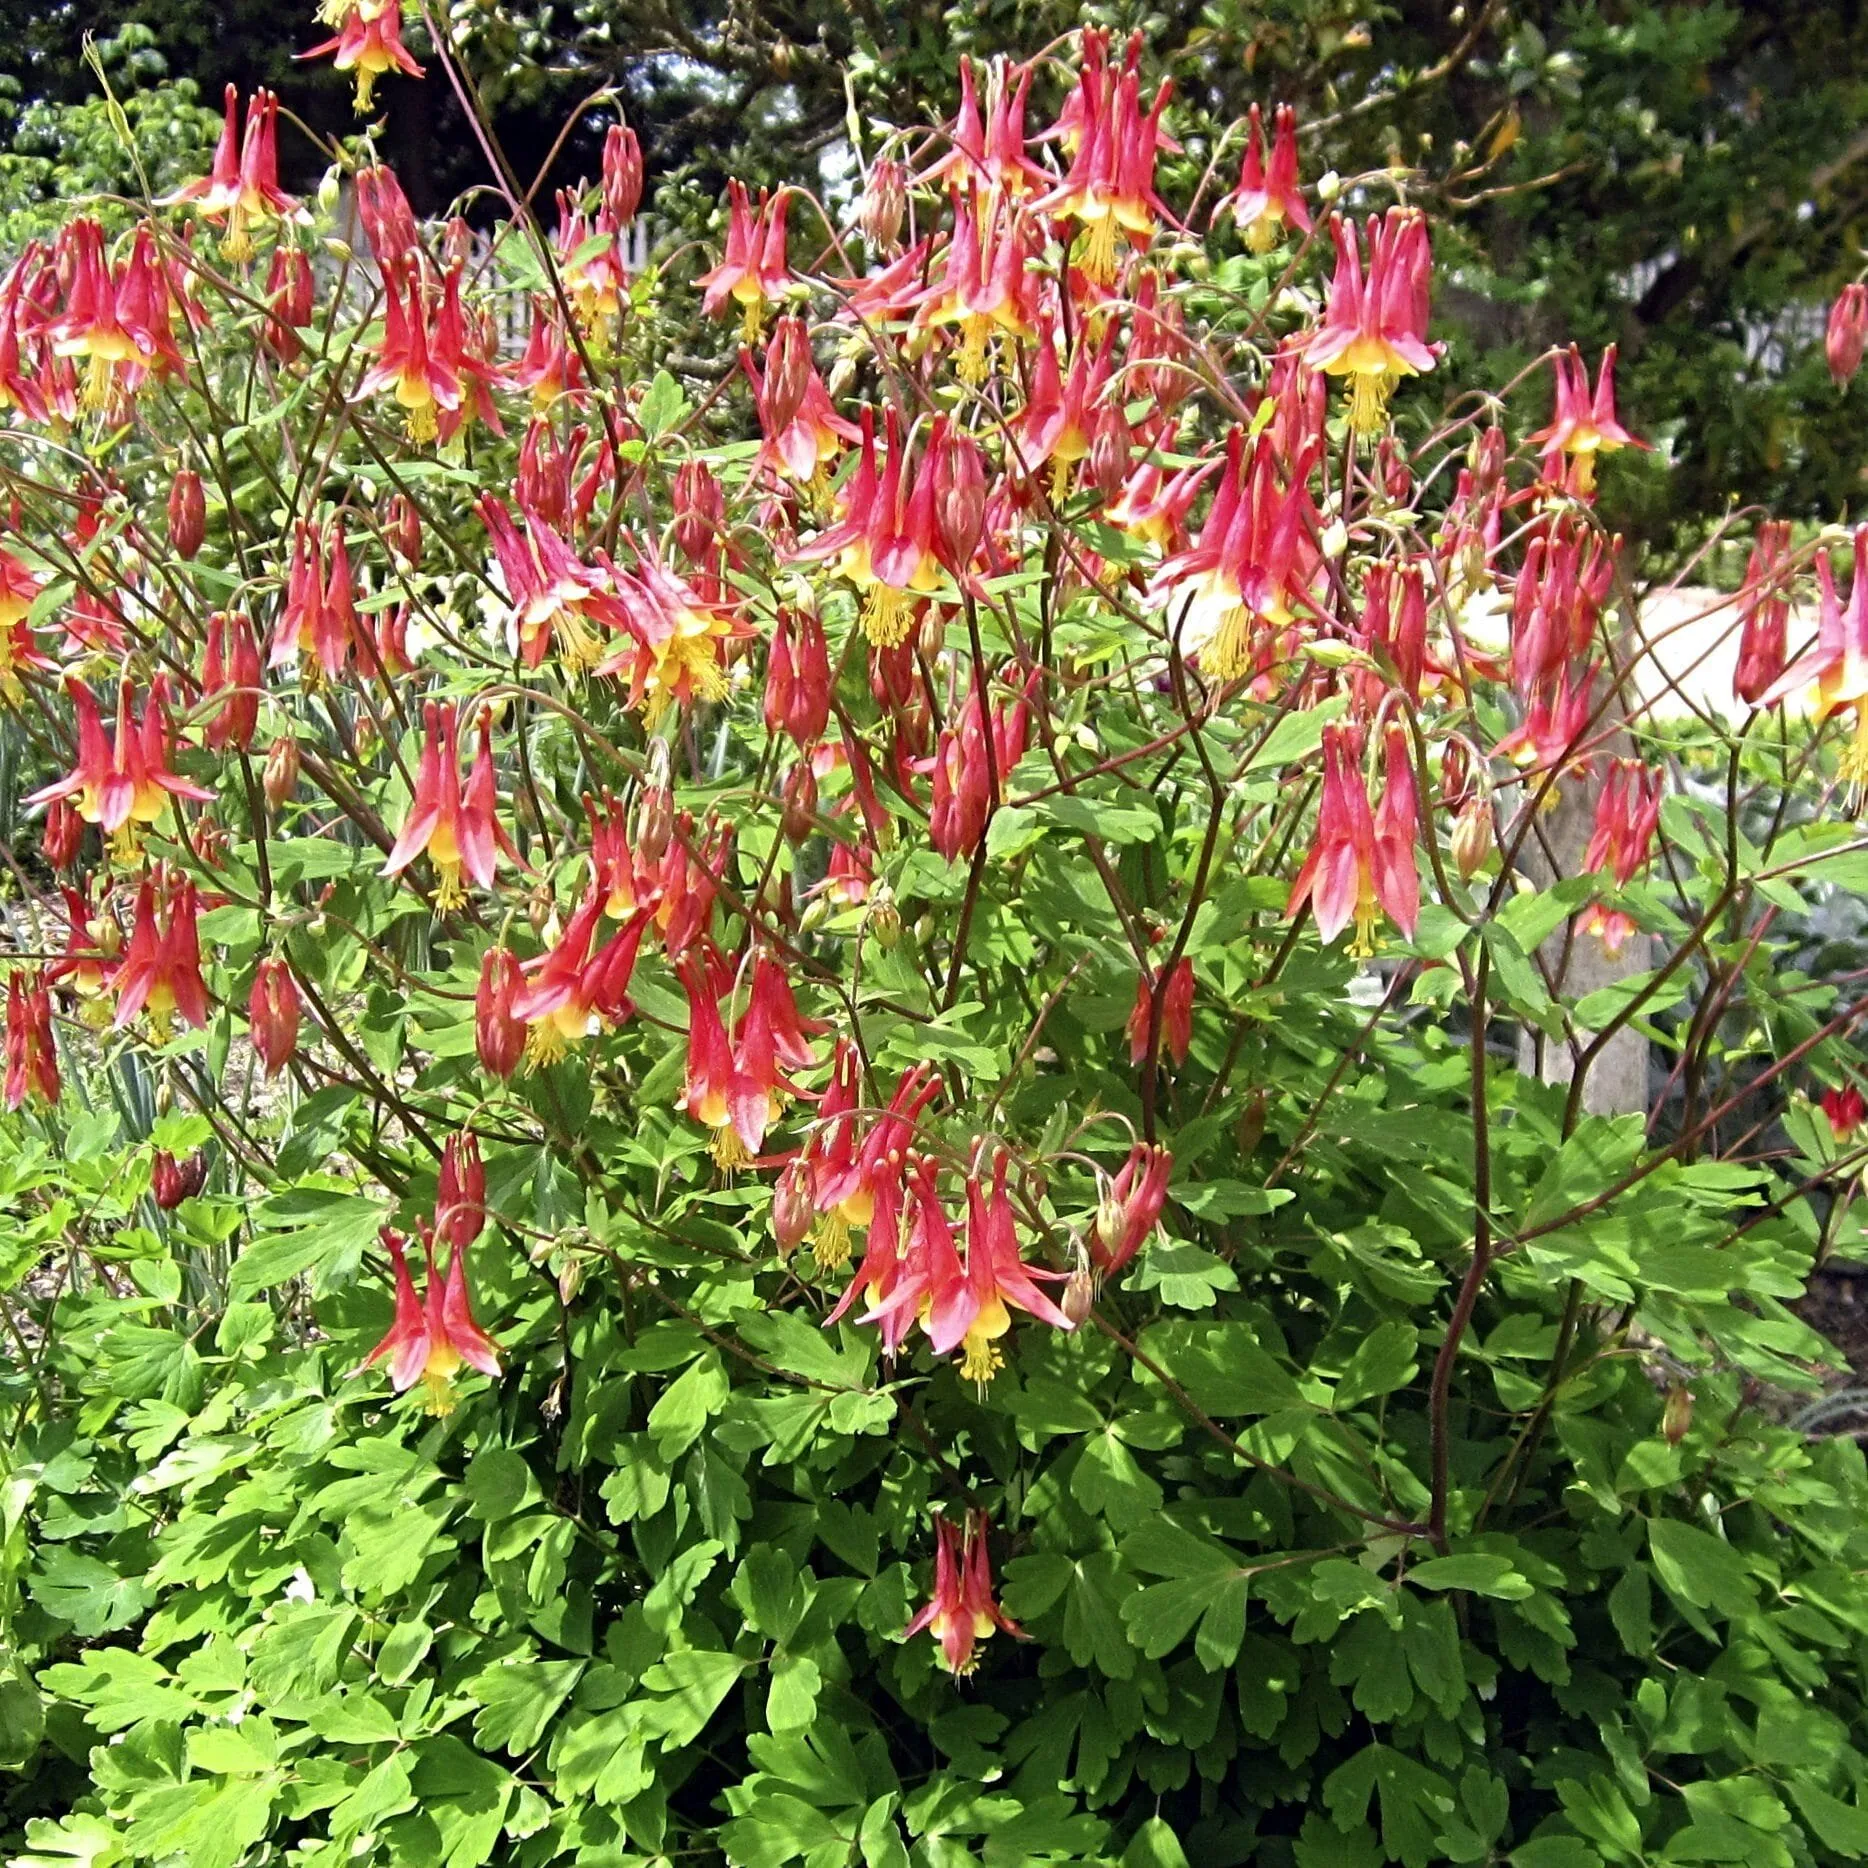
[1304,209,1436,434]
[904,1512,1023,1676]
[1228,103,1311,252]
[354,1225,501,1417]
[303,0,425,114]
[1530,345,1646,496]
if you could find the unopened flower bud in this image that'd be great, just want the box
[866,887,901,949]
[476,946,527,1079]
[1829,283,1868,388]
[1474,424,1507,497]
[385,492,422,566]
[436,1132,486,1250]
[763,317,814,438]
[858,157,907,253]
[931,422,987,576]
[1061,1266,1095,1327]
[42,798,82,870]
[168,469,206,561]
[1374,436,1412,505]
[603,122,645,227]
[672,461,724,563]
[772,1159,815,1254]
[1440,739,1472,810]
[263,736,300,808]
[1662,1382,1692,1447]
[1451,795,1495,880]
[1235,1087,1268,1158]
[248,956,301,1077]
[151,1149,206,1210]
[781,759,817,843]
[558,1257,584,1304]
[1086,403,1130,503]
[635,781,674,865]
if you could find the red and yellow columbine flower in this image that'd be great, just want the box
[1578,757,1664,953]
[904,1512,1023,1676]
[1228,102,1311,252]
[479,494,631,671]
[0,548,49,701]
[1127,955,1193,1068]
[112,865,209,1041]
[26,677,215,850]
[1090,1142,1172,1279]
[511,895,649,1067]
[699,182,792,339]
[747,315,860,487]
[1012,316,1117,497]
[1530,345,1646,496]
[1036,30,1175,284]
[355,1225,500,1417]
[678,954,818,1169]
[383,701,524,911]
[168,86,299,261]
[917,189,1040,383]
[811,1060,941,1273]
[1305,209,1437,434]
[1761,525,1868,782]
[304,0,425,114]
[46,220,181,412]
[795,408,943,647]
[597,540,740,726]
[1286,725,1420,957]
[917,56,1047,201]
[4,971,58,1111]
[930,1150,1075,1383]
[358,262,460,445]
[1148,426,1322,685]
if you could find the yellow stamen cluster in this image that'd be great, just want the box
[860,583,914,647]
[523,1022,571,1070]
[710,1127,754,1172]
[811,1211,852,1271]
[960,1333,1004,1386]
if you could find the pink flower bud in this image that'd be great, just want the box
[931,421,987,576]
[385,492,423,566]
[248,956,301,1077]
[762,316,814,438]
[781,758,818,844]
[1829,283,1868,388]
[436,1132,486,1251]
[603,123,645,227]
[476,947,527,1079]
[772,1158,815,1252]
[263,736,299,808]
[42,799,82,870]
[168,469,206,561]
[858,158,906,253]
[672,460,725,563]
